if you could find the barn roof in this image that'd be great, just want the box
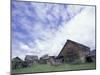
[12,57,23,62]
[40,54,49,60]
[90,50,96,56]
[58,39,90,57]
[25,55,38,61]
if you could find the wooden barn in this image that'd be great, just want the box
[39,55,60,65]
[12,57,23,69]
[39,54,50,64]
[57,40,90,63]
[86,50,96,62]
[90,50,96,62]
[25,55,38,66]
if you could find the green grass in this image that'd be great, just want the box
[12,62,96,74]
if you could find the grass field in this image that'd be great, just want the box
[12,62,96,74]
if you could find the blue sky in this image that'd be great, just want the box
[12,1,95,59]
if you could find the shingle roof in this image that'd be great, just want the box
[58,39,90,56]
[25,55,38,61]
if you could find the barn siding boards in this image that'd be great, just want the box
[25,55,38,66]
[12,57,23,69]
[58,40,90,63]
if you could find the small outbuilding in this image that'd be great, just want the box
[12,57,23,69]
[90,50,96,62]
[25,55,38,66]
[39,54,49,64]
[85,50,96,62]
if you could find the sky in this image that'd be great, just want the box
[12,1,96,60]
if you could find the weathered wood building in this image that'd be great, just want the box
[12,57,23,69]
[25,55,38,66]
[39,55,57,65]
[39,54,49,64]
[90,50,96,62]
[86,50,96,62]
[57,40,90,63]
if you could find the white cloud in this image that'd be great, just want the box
[65,6,95,49]
[12,2,95,59]
[32,6,96,57]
